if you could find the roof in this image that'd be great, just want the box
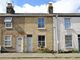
[0,13,53,17]
[1,13,80,17]
[53,13,80,17]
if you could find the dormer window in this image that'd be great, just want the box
[4,17,12,28]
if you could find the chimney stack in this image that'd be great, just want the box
[48,3,53,14]
[6,3,15,14]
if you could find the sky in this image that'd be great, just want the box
[0,0,80,13]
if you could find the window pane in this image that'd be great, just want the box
[4,17,12,22]
[38,36,41,41]
[41,36,45,41]
[38,18,44,28]
[38,36,45,41]
[5,41,10,45]
[65,35,72,47]
[38,42,41,47]
[41,42,45,48]
[5,22,12,27]
[38,35,45,48]
[38,23,42,28]
[4,17,12,28]
[41,19,44,28]
[4,36,12,47]
[5,36,10,41]
[64,18,71,29]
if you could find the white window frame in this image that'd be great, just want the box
[64,18,71,29]
[4,35,12,47]
[38,17,45,29]
[65,35,72,48]
[38,35,46,48]
[4,17,12,28]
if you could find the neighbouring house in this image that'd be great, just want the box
[53,13,80,52]
[0,3,53,53]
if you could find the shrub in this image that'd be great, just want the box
[58,49,65,53]
[37,48,53,53]
[58,49,79,53]
[72,49,79,53]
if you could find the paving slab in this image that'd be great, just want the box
[0,53,80,58]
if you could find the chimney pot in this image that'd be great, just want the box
[48,3,53,14]
[6,3,15,14]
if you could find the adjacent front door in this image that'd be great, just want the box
[27,35,32,52]
[16,36,23,52]
[78,35,80,51]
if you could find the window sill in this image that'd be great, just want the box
[5,27,12,29]
[4,45,12,47]
[65,28,72,30]
[37,28,46,30]
[66,47,73,49]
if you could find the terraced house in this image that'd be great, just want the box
[0,3,53,53]
[53,13,80,52]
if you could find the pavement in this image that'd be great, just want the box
[0,53,80,60]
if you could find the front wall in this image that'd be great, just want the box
[25,17,53,51]
[55,17,79,51]
[0,16,53,52]
[0,16,25,52]
[0,17,4,46]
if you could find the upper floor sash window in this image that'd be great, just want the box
[64,18,71,29]
[4,17,12,28]
[38,17,45,28]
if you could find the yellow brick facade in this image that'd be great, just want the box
[0,14,53,52]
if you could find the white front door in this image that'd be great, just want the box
[16,36,23,52]
[27,35,32,52]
